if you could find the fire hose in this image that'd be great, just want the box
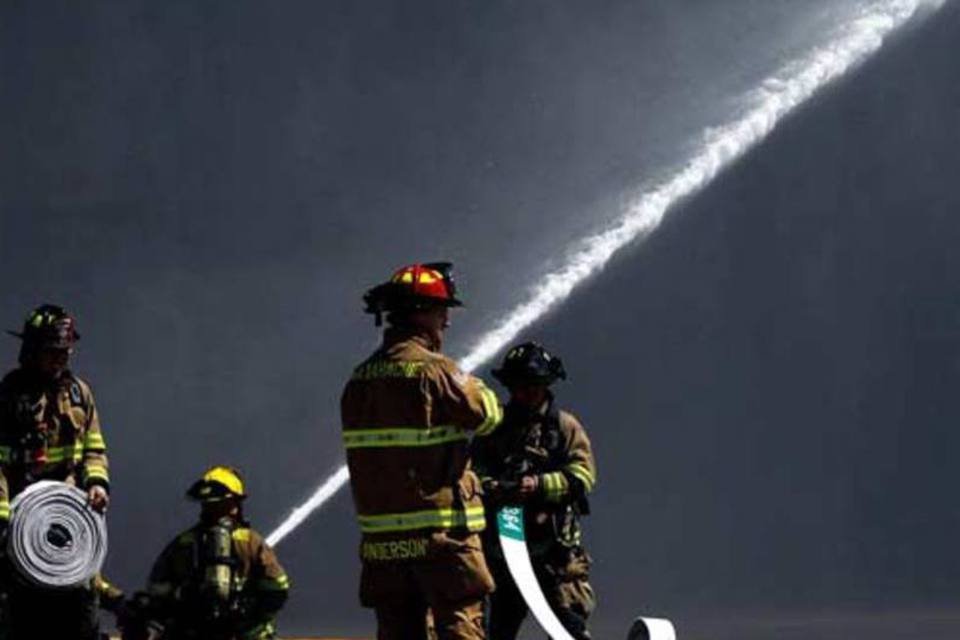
[6,480,108,588]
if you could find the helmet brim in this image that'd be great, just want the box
[186,480,245,502]
[366,291,464,314]
[491,369,556,387]
[432,296,463,308]
[8,330,80,346]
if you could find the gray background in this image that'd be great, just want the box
[2,1,959,637]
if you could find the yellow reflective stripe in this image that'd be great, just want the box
[352,361,425,381]
[566,463,595,491]
[541,471,569,502]
[85,464,110,482]
[541,473,554,498]
[94,575,117,591]
[343,425,468,450]
[0,446,89,466]
[357,506,486,533]
[475,386,502,436]
[240,621,276,640]
[44,445,82,463]
[258,574,290,591]
[232,528,252,543]
[0,502,10,521]
[83,431,106,450]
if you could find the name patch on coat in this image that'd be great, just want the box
[361,538,429,562]
[352,362,425,381]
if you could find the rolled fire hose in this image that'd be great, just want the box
[6,480,108,588]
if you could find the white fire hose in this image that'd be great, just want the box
[497,506,676,640]
[6,480,108,588]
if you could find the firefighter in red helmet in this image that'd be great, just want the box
[342,262,503,640]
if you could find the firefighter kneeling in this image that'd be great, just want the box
[122,466,290,640]
[473,343,597,640]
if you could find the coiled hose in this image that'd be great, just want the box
[6,480,108,588]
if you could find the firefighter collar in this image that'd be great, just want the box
[382,327,440,353]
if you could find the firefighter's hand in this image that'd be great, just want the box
[87,485,110,513]
[481,478,505,504]
[517,475,540,499]
[144,621,166,640]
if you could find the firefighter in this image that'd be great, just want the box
[126,466,290,640]
[472,342,597,640]
[342,262,504,640]
[0,304,111,640]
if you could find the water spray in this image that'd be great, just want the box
[267,0,946,549]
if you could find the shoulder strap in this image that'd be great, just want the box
[60,371,91,410]
[542,403,565,463]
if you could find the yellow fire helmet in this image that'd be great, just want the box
[186,465,247,502]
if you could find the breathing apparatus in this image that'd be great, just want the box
[185,466,248,618]
[200,516,237,609]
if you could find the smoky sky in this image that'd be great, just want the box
[2,1,959,638]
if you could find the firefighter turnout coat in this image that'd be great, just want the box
[341,328,503,608]
[472,395,597,640]
[0,367,109,524]
[472,397,596,551]
[145,524,290,640]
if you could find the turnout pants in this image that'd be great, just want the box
[486,547,595,640]
[0,560,100,640]
[359,531,494,640]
